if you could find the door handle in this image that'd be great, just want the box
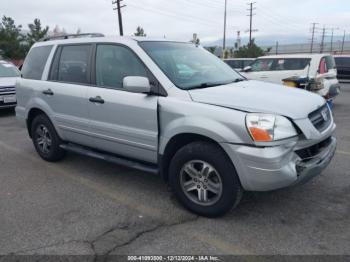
[42,89,54,96]
[89,96,105,104]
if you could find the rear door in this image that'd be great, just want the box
[44,44,93,147]
[87,43,159,163]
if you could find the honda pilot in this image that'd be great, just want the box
[16,35,336,217]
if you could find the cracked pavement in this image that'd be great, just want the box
[0,84,350,256]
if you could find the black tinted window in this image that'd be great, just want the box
[95,44,147,89]
[56,45,91,84]
[21,45,53,80]
[335,57,350,67]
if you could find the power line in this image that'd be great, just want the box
[112,0,126,36]
[127,3,221,28]
[257,11,308,32]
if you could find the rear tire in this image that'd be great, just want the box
[169,141,243,217]
[31,114,65,162]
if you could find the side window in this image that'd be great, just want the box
[250,59,274,72]
[95,44,147,89]
[21,45,53,80]
[52,45,92,84]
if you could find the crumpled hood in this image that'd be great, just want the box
[0,77,17,87]
[188,80,325,119]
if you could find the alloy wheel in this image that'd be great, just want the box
[35,124,52,154]
[180,160,223,206]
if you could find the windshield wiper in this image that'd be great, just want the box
[233,78,246,82]
[187,82,222,90]
[187,78,246,90]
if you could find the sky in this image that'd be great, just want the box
[2,0,350,45]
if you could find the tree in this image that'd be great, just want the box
[0,16,26,59]
[134,26,146,37]
[27,18,49,46]
[234,39,265,58]
[207,46,216,54]
[52,25,66,37]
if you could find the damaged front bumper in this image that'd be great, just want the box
[221,129,336,192]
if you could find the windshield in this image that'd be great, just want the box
[139,41,244,90]
[0,62,20,77]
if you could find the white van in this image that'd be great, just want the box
[241,54,340,100]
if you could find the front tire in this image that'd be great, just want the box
[169,141,243,217]
[31,114,65,162]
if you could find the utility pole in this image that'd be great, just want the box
[112,0,126,36]
[246,2,257,47]
[310,22,318,53]
[320,26,326,54]
[341,30,346,54]
[275,41,279,55]
[222,0,228,56]
[330,27,339,53]
[236,30,241,50]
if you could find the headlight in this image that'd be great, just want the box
[246,114,297,142]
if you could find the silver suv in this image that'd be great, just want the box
[16,35,336,217]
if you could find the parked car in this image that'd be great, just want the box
[334,55,350,81]
[16,35,336,217]
[241,54,340,100]
[224,58,255,71]
[0,60,20,109]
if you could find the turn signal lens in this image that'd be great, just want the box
[248,127,273,142]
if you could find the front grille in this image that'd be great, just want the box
[295,137,332,160]
[308,104,332,132]
[0,86,16,95]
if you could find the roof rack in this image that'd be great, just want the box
[41,33,105,42]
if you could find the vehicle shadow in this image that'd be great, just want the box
[0,108,15,117]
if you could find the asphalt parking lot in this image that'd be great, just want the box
[0,84,349,257]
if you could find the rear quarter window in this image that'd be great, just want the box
[21,45,53,80]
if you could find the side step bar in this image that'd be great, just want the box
[60,143,159,174]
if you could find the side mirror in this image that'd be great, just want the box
[243,66,252,72]
[123,76,151,94]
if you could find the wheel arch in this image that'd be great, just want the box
[26,108,50,138]
[159,133,229,183]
